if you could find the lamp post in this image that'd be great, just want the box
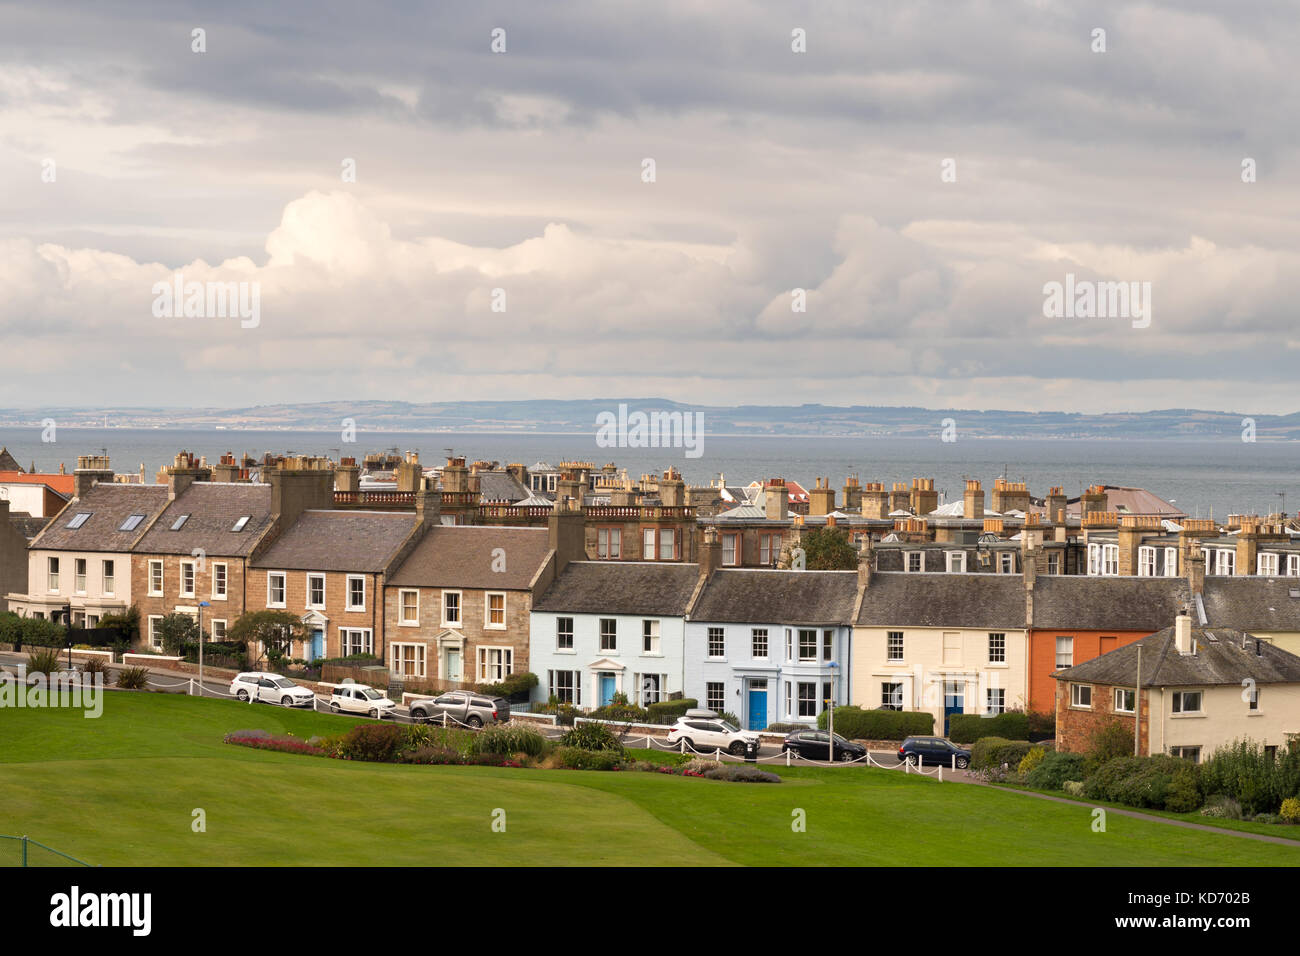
[198,601,211,698]
[827,661,839,761]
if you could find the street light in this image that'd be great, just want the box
[197,601,211,698]
[826,661,839,761]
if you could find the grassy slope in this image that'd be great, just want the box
[2,693,1298,867]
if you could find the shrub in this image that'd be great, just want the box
[764,722,804,733]
[1199,739,1300,817]
[116,666,150,689]
[683,757,723,775]
[399,745,465,765]
[1027,710,1056,742]
[816,706,933,741]
[476,671,538,702]
[1026,751,1087,791]
[80,657,109,677]
[1063,780,1086,796]
[1165,765,1204,813]
[1084,720,1136,775]
[1254,813,1281,825]
[717,711,740,726]
[971,736,1034,771]
[549,747,628,771]
[1084,755,1187,810]
[405,724,475,757]
[588,701,650,723]
[26,647,63,676]
[561,722,623,753]
[1201,795,1243,820]
[949,711,1030,744]
[225,733,325,757]
[646,698,698,725]
[1280,797,1300,824]
[1018,747,1047,778]
[702,764,781,783]
[338,723,407,762]
[471,724,546,758]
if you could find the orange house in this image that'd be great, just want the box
[1027,576,1191,714]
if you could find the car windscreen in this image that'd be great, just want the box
[271,678,295,689]
[718,721,740,733]
[361,688,384,700]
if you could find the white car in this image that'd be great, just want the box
[230,673,316,708]
[666,709,761,756]
[329,683,397,719]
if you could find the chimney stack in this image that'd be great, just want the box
[963,480,984,520]
[810,477,835,517]
[765,479,788,521]
[73,455,114,498]
[1174,613,1195,656]
[700,527,721,581]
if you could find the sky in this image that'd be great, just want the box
[1,0,1298,414]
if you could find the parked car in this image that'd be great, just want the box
[667,710,760,756]
[782,729,866,762]
[408,691,509,728]
[230,673,316,708]
[329,683,397,718]
[897,736,971,769]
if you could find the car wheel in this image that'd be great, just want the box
[955,756,970,770]
[369,708,380,718]
[411,708,426,722]
[329,702,340,713]
[905,753,920,766]
[839,750,855,762]
[729,741,747,756]
[236,689,249,702]
[467,715,483,729]
[281,696,294,708]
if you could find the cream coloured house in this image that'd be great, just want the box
[853,572,1029,734]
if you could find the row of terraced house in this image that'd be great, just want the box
[7,453,1300,760]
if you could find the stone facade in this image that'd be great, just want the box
[1054,678,1150,755]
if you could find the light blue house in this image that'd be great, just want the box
[685,568,858,730]
[528,561,701,709]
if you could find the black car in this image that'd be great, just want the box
[782,729,867,762]
[897,736,971,769]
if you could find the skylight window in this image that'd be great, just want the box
[231,515,250,532]
[66,512,92,529]
[119,514,145,532]
[171,514,190,531]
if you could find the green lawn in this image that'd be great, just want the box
[2,693,1299,866]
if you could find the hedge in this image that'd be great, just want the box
[948,711,1030,744]
[815,706,933,740]
[646,698,698,724]
[971,736,1035,771]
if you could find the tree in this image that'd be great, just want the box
[227,610,303,664]
[780,526,858,570]
[158,613,206,656]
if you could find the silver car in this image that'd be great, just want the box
[409,691,510,728]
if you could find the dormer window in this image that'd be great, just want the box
[66,512,92,529]
[171,514,190,531]
[231,515,250,532]
[119,514,145,532]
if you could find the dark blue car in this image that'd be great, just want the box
[897,736,971,769]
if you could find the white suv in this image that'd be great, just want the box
[667,709,760,756]
[230,673,316,708]
[329,683,397,719]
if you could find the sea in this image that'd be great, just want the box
[1,426,1296,521]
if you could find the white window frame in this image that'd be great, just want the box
[148,559,164,597]
[642,619,661,656]
[642,527,656,560]
[946,551,966,573]
[905,551,922,573]
[305,573,326,610]
[722,533,739,566]
[1114,687,1136,713]
[478,646,513,682]
[760,533,781,566]
[599,618,617,652]
[548,669,581,705]
[556,616,574,651]
[1056,635,1074,668]
[1070,683,1092,709]
[398,589,420,626]
[999,552,1014,574]
[887,630,904,662]
[1164,547,1178,577]
[751,627,769,660]
[148,614,164,650]
[179,559,196,599]
[211,561,228,600]
[267,571,287,609]
[47,556,60,593]
[484,591,507,629]
[986,688,1006,714]
[1138,546,1156,577]
[1102,544,1118,575]
[1258,552,1280,576]
[442,590,462,627]
[1288,554,1300,577]
[102,559,115,597]
[339,627,374,657]
[707,681,726,712]
[72,557,86,595]
[797,628,817,662]
[346,574,366,612]
[658,528,676,561]
[1172,690,1203,715]
[211,618,228,642]
[391,641,427,679]
[988,632,1006,664]
[707,626,725,659]
[597,527,621,560]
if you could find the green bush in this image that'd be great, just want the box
[949,711,1030,744]
[471,724,546,758]
[550,747,628,771]
[476,671,538,702]
[588,701,650,723]
[646,698,698,724]
[701,764,782,783]
[404,724,475,757]
[1084,720,1136,775]
[1201,795,1243,820]
[1165,765,1204,813]
[1018,746,1047,778]
[1084,755,1188,810]
[26,647,63,676]
[0,614,68,649]
[339,724,407,762]
[764,722,805,733]
[971,736,1034,771]
[1026,751,1087,791]
[560,722,623,753]
[115,666,150,689]
[80,656,109,677]
[1279,797,1300,824]
[1063,780,1085,796]
[1199,739,1300,817]
[816,706,933,740]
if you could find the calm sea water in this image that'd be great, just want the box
[1,427,1297,520]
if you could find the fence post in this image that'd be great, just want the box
[21,835,28,867]
[938,766,943,783]
[680,739,686,755]
[952,753,957,771]
[189,678,195,697]
[786,749,791,767]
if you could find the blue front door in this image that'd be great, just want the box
[746,687,768,730]
[943,681,964,735]
[309,629,324,663]
[599,674,616,707]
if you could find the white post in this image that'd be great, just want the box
[786,748,791,767]
[189,678,194,696]
[939,766,943,783]
[952,753,957,771]
[680,738,686,754]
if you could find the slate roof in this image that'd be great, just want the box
[134,482,273,557]
[1202,577,1300,632]
[533,562,700,616]
[253,510,422,572]
[475,472,532,504]
[8,512,48,540]
[692,569,858,625]
[30,484,170,552]
[0,447,20,471]
[1053,625,1300,687]
[388,526,553,590]
[856,572,1026,629]
[1031,576,1192,631]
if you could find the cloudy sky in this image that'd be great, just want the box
[2,0,1298,413]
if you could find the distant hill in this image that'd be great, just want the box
[1,400,1297,440]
